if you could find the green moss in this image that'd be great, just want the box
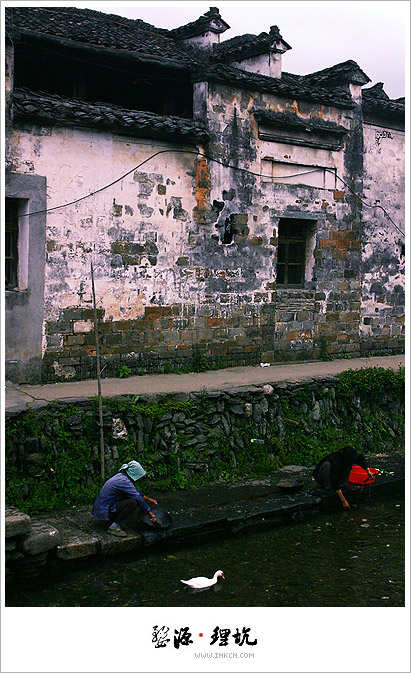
[107,395,196,420]
[336,366,405,402]
[5,367,405,515]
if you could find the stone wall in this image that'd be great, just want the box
[5,374,404,513]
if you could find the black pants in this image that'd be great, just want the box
[315,461,332,490]
[108,499,138,525]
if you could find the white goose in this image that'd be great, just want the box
[180,570,225,589]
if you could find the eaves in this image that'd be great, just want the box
[8,27,194,72]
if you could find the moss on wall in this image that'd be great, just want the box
[5,367,404,515]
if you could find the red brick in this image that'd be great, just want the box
[333,249,347,260]
[113,320,132,332]
[208,317,223,328]
[319,238,333,248]
[144,306,163,319]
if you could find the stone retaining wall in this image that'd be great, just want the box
[5,373,404,508]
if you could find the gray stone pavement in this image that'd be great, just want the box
[7,455,405,567]
[4,354,405,413]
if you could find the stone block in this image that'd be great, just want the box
[25,436,40,453]
[104,333,123,346]
[233,213,249,225]
[56,531,100,560]
[67,334,85,346]
[175,256,189,267]
[5,507,31,538]
[21,521,59,555]
[99,533,143,556]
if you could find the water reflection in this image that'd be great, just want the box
[7,498,404,607]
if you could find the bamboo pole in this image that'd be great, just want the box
[91,261,105,480]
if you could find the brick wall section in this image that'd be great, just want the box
[43,289,328,381]
[42,303,267,381]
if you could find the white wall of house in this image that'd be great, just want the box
[361,122,405,348]
[7,126,204,330]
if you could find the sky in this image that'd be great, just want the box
[72,0,410,99]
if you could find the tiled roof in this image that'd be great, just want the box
[301,60,371,86]
[6,6,404,114]
[362,82,390,100]
[169,7,230,40]
[254,109,348,134]
[362,82,405,117]
[192,64,356,108]
[362,97,405,117]
[5,6,196,67]
[213,25,291,62]
[13,87,209,144]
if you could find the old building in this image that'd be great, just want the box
[4,6,405,383]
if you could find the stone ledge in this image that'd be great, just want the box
[5,507,31,538]
[35,514,100,561]
[57,534,100,561]
[21,522,59,555]
[32,510,143,559]
[63,510,143,556]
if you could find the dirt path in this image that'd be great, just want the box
[5,354,404,412]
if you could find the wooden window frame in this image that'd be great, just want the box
[276,219,306,288]
[5,198,19,290]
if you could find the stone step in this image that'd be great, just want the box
[62,509,143,556]
[35,514,100,561]
[32,509,143,560]
[5,507,31,538]
[21,521,59,555]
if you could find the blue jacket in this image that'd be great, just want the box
[92,472,151,521]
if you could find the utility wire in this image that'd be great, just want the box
[15,147,404,236]
[322,168,405,236]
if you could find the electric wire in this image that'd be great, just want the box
[16,147,404,236]
[7,8,404,235]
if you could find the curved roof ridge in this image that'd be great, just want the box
[13,86,209,142]
[302,59,370,86]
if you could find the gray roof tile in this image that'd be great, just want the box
[6,6,404,113]
[13,87,209,143]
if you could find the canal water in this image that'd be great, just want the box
[7,496,405,607]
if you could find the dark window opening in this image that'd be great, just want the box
[276,219,306,287]
[13,38,193,118]
[400,244,405,258]
[5,198,19,290]
[221,217,235,244]
[216,213,237,244]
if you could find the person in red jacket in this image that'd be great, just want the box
[92,460,158,536]
[313,445,374,509]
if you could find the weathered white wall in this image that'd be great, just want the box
[232,51,282,78]
[361,122,405,350]
[201,82,365,358]
[7,126,203,326]
[5,78,404,381]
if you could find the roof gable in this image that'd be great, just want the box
[169,7,230,40]
[213,25,292,63]
[301,60,371,87]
